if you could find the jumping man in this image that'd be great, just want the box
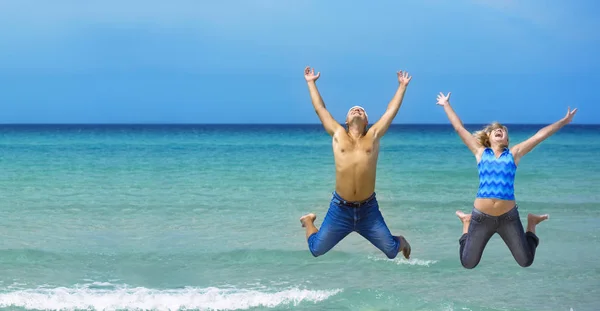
[300,66,412,259]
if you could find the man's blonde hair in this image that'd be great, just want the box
[473,122,509,148]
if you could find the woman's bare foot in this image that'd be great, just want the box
[526,213,548,234]
[398,236,411,259]
[300,213,316,227]
[456,211,471,222]
[456,211,471,234]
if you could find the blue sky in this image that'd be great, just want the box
[0,0,598,124]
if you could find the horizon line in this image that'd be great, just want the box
[0,122,598,126]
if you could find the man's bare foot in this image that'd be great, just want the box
[456,210,471,223]
[527,213,549,225]
[300,213,316,227]
[398,236,411,259]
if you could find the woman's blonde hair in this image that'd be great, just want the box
[473,122,509,148]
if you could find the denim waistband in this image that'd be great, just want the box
[472,205,518,220]
[332,191,377,208]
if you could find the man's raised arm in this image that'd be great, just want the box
[305,66,342,136]
[370,70,412,138]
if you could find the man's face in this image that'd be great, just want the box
[346,106,368,125]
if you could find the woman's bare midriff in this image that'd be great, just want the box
[473,198,516,216]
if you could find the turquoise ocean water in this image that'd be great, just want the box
[0,124,598,311]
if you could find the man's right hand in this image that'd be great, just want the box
[304,66,320,82]
[436,92,451,107]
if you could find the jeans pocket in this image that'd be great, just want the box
[471,212,485,223]
[505,207,520,221]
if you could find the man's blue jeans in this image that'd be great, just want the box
[307,192,401,259]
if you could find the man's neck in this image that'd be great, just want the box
[347,125,364,139]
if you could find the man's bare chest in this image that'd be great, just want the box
[334,137,379,156]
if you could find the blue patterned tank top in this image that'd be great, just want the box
[476,148,516,200]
